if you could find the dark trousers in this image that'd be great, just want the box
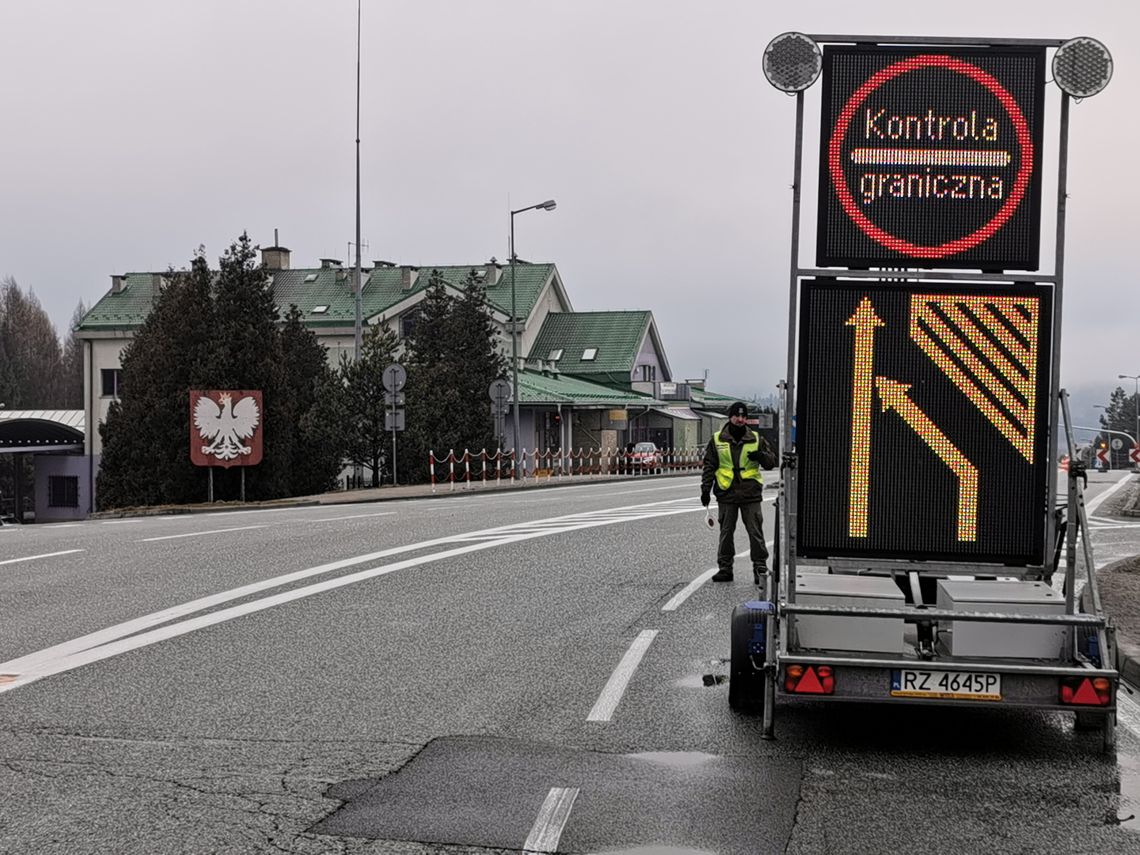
[718,500,768,572]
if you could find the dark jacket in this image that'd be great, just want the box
[700,426,777,505]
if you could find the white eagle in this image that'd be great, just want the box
[194,392,260,461]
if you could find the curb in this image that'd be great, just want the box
[80,469,763,521]
[1081,566,1140,689]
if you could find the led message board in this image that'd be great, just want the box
[817,46,1046,270]
[796,280,1052,564]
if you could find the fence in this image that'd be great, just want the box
[427,446,705,492]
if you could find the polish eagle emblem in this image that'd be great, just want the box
[194,392,260,461]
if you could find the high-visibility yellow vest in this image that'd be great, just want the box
[714,433,762,490]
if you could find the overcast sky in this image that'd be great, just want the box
[1,1,1136,421]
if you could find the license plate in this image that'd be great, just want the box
[890,670,1001,701]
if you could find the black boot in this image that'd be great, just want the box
[711,568,733,582]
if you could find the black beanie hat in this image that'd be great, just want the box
[728,401,748,418]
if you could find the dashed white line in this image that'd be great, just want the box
[139,525,267,542]
[662,542,773,612]
[0,549,84,566]
[587,630,659,722]
[523,787,579,854]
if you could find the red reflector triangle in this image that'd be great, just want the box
[1071,678,1103,705]
[796,667,827,694]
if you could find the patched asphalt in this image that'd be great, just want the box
[312,735,802,854]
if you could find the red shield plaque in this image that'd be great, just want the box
[189,390,264,468]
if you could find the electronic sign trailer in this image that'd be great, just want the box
[733,33,1118,751]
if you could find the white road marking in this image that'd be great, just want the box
[587,630,658,722]
[0,549,83,567]
[1085,473,1135,516]
[100,519,142,525]
[523,787,579,854]
[138,525,268,543]
[0,499,702,692]
[662,541,774,612]
[0,530,569,693]
[311,512,397,522]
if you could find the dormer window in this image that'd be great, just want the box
[581,347,598,361]
[548,348,564,361]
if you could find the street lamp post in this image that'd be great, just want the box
[509,199,557,475]
[1119,373,1140,467]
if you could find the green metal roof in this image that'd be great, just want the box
[518,369,662,406]
[77,262,558,332]
[691,387,738,407]
[526,311,653,376]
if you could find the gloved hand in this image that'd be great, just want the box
[700,489,710,507]
[749,437,775,464]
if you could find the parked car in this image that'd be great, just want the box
[627,441,662,475]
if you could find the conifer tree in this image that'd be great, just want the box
[0,277,64,408]
[60,300,88,409]
[444,271,506,455]
[399,270,507,483]
[97,256,216,508]
[340,323,401,486]
[282,304,344,494]
[209,233,292,501]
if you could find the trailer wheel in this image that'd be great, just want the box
[728,604,767,714]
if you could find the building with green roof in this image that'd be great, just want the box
[72,244,740,511]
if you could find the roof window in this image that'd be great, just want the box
[581,347,598,361]
[548,348,564,361]
[312,305,329,314]
[304,273,318,283]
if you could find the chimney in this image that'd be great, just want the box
[110,274,127,294]
[319,258,342,269]
[401,265,419,290]
[484,258,502,286]
[261,245,291,270]
[373,260,396,269]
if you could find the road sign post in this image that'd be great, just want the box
[488,378,512,451]
[383,364,407,485]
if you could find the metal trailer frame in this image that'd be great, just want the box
[755,34,1119,749]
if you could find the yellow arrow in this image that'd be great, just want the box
[876,377,978,542]
[846,297,885,537]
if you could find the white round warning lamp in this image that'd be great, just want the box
[763,32,822,94]
[1053,37,1113,98]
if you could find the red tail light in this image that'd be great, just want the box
[785,664,835,695]
[1059,676,1112,706]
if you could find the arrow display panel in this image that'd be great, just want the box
[817,45,1045,270]
[796,279,1053,564]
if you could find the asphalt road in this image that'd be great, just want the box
[2,474,1140,854]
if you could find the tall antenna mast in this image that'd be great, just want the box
[353,0,363,360]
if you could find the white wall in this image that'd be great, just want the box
[35,455,89,522]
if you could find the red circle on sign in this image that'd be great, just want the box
[828,54,1034,260]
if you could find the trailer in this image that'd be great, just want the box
[730,33,1118,749]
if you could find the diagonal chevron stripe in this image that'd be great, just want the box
[980,303,1031,364]
[942,304,1032,400]
[910,294,1039,463]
